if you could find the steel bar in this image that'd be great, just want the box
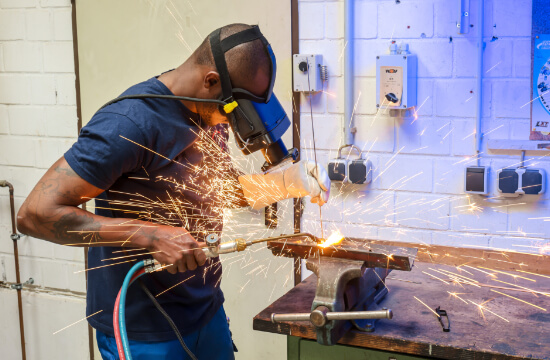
[271,309,392,325]
[269,239,417,271]
[271,313,311,323]
[327,310,392,321]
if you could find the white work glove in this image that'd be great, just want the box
[238,160,331,210]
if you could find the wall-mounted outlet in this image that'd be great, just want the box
[465,166,489,195]
[497,168,546,196]
[293,54,323,92]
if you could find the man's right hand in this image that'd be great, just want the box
[142,226,207,274]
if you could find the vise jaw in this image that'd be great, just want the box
[307,257,392,345]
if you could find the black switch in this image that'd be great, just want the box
[498,168,519,194]
[385,93,399,103]
[298,61,308,72]
[522,170,543,195]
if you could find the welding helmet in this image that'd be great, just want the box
[209,25,296,169]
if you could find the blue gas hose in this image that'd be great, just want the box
[119,260,146,360]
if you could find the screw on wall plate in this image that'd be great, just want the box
[403,105,407,108]
[403,56,407,59]
[11,278,34,290]
[376,56,380,59]
[376,104,380,107]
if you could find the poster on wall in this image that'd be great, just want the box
[531,35,550,140]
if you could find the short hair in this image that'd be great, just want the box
[193,23,271,90]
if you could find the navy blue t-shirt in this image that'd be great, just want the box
[65,76,231,341]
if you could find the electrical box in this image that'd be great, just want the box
[327,146,372,185]
[327,159,347,182]
[348,159,373,184]
[376,43,417,109]
[293,54,324,92]
[497,168,520,197]
[497,168,546,196]
[465,166,489,195]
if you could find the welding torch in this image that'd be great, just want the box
[143,232,320,272]
[201,232,319,258]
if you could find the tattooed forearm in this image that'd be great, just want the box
[51,212,104,244]
[17,156,154,248]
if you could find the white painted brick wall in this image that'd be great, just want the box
[378,1,434,39]
[0,1,86,358]
[298,0,549,257]
[0,10,26,40]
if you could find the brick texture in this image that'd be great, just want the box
[0,0,83,358]
[296,0,548,255]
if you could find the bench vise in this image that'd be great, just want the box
[267,236,417,346]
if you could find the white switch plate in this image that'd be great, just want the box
[293,54,323,92]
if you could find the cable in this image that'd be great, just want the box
[137,279,198,360]
[306,58,324,239]
[119,261,147,360]
[113,269,145,360]
[99,94,227,111]
[114,262,198,360]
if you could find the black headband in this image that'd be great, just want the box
[209,25,269,102]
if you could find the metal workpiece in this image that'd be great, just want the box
[268,238,417,271]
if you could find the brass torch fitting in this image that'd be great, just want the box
[236,238,247,252]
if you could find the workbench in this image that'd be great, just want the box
[253,242,550,360]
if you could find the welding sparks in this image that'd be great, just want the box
[53,310,103,335]
[468,299,510,322]
[156,275,196,297]
[413,296,440,318]
[491,289,547,311]
[318,231,345,248]
[447,291,469,304]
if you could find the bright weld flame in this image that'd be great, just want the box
[318,231,344,248]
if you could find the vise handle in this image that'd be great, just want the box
[271,306,393,328]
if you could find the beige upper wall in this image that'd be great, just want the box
[75,0,293,126]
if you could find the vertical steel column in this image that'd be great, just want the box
[291,0,303,286]
[0,181,26,360]
[70,1,94,359]
[475,0,484,165]
[344,0,355,146]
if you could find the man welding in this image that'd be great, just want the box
[17,24,330,359]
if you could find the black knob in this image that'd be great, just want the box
[298,61,308,72]
[385,93,399,103]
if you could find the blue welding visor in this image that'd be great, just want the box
[209,25,293,166]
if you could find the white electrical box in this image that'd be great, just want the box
[465,166,489,195]
[376,43,417,109]
[293,54,324,92]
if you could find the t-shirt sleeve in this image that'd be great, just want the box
[64,111,148,190]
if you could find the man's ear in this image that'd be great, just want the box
[204,71,220,89]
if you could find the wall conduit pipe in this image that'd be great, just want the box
[475,0,485,165]
[0,180,26,360]
[344,0,355,146]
